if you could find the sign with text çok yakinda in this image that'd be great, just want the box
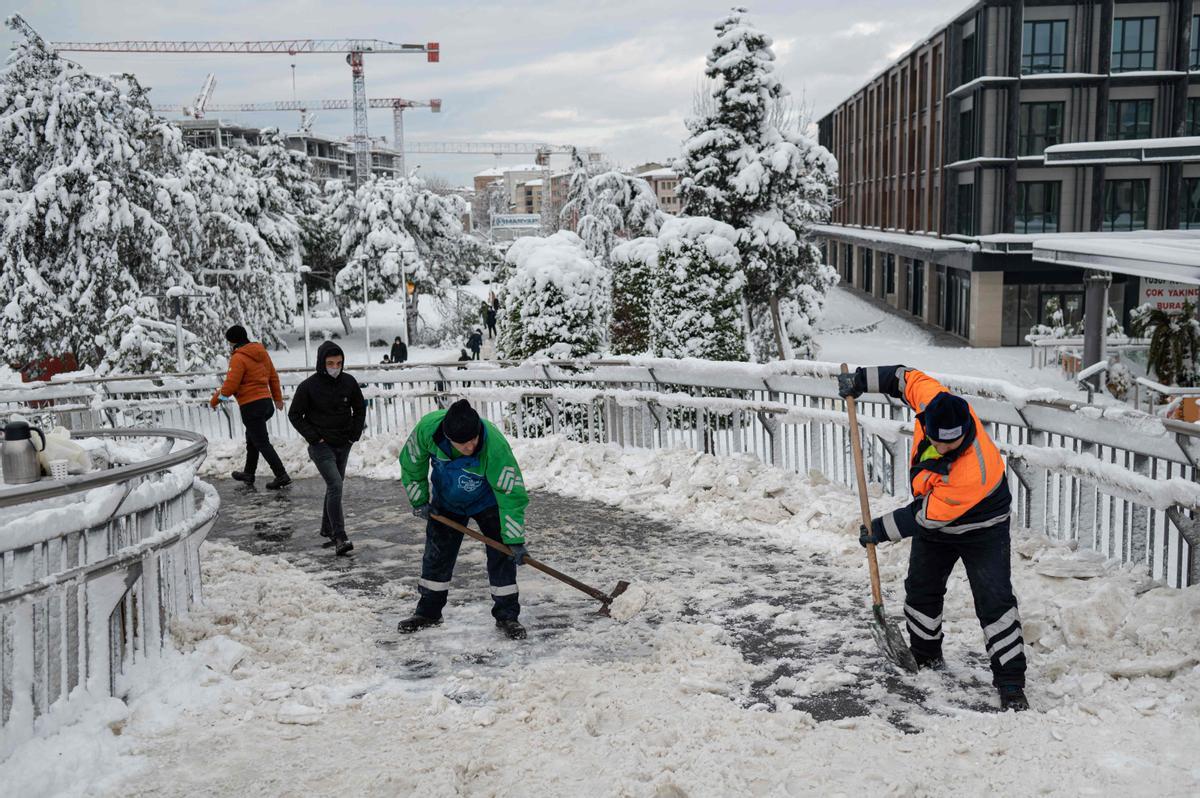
[1139,278,1200,313]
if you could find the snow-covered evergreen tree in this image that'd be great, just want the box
[609,237,659,355]
[496,231,607,360]
[334,176,470,339]
[651,218,746,361]
[676,8,837,360]
[563,170,665,263]
[0,17,198,373]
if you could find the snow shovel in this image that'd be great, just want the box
[429,513,631,616]
[841,364,920,674]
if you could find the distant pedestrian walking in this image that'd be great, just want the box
[390,336,408,364]
[288,341,366,556]
[467,329,483,360]
[479,300,490,331]
[211,325,291,490]
[486,305,497,339]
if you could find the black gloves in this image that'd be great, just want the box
[412,504,432,521]
[859,523,886,548]
[508,543,530,565]
[838,370,866,399]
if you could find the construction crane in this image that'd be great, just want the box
[50,37,439,185]
[403,141,602,166]
[186,73,217,119]
[154,97,441,173]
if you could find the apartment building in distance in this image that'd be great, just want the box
[816,0,1200,346]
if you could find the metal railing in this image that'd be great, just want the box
[0,429,217,758]
[3,357,1197,588]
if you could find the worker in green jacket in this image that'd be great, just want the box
[397,399,531,640]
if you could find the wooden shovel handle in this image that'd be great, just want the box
[841,364,885,607]
[429,513,614,604]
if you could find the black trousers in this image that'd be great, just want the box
[309,442,352,538]
[903,521,1026,688]
[239,398,287,478]
[415,506,519,622]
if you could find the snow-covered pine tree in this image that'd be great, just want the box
[496,231,607,360]
[676,8,838,360]
[0,17,197,373]
[561,153,665,264]
[609,237,659,355]
[301,181,352,333]
[651,217,746,361]
[334,176,469,340]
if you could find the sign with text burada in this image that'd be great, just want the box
[1139,278,1200,313]
[491,214,541,229]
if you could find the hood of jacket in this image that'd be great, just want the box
[315,340,346,377]
[234,341,272,365]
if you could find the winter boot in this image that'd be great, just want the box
[231,471,255,484]
[914,653,946,672]
[496,619,527,640]
[397,615,442,634]
[266,474,293,490]
[999,685,1029,712]
[333,535,354,556]
[320,531,336,548]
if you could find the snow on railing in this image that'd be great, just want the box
[1,357,1197,587]
[0,429,217,759]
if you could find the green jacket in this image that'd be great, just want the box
[399,409,529,544]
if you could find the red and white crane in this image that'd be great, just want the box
[50,37,440,185]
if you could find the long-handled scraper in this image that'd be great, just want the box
[841,364,920,673]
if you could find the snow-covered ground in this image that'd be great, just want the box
[815,287,1082,395]
[6,434,1197,796]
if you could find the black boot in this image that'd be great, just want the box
[914,653,946,672]
[333,535,354,556]
[320,530,335,548]
[999,685,1030,712]
[397,615,442,634]
[231,471,255,484]
[496,619,527,640]
[266,474,292,490]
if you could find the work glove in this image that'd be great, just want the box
[412,504,432,521]
[837,370,866,399]
[859,523,886,548]
[508,543,530,566]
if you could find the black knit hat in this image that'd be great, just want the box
[443,399,482,443]
[919,392,971,442]
[225,324,249,345]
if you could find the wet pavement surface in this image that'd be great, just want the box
[211,476,996,728]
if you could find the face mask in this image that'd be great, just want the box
[326,366,341,379]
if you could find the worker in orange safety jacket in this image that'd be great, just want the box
[839,364,1028,712]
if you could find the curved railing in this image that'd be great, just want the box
[0,429,217,759]
[2,357,1196,587]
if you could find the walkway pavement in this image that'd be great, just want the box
[212,477,997,727]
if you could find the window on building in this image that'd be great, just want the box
[1019,102,1064,155]
[944,268,971,339]
[909,260,926,318]
[1103,179,1150,231]
[1022,20,1068,74]
[863,249,874,294]
[1183,178,1200,229]
[1107,99,1153,140]
[1015,182,1061,233]
[962,34,977,85]
[1191,15,1200,70]
[885,254,896,295]
[1112,18,1158,72]
[958,108,976,160]
[1187,98,1200,135]
[957,183,975,235]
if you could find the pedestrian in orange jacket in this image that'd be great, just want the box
[211,325,292,489]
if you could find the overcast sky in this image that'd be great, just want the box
[5,1,966,184]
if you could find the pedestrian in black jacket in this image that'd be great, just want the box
[485,306,497,339]
[390,336,408,364]
[467,329,483,360]
[288,341,365,556]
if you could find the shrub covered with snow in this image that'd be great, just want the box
[652,217,747,362]
[609,237,659,356]
[562,164,664,264]
[676,9,837,361]
[497,231,608,361]
[1131,301,1200,387]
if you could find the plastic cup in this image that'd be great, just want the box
[49,459,69,480]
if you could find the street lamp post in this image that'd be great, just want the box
[361,259,371,365]
[298,264,312,368]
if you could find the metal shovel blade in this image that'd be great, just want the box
[597,580,631,617]
[871,604,920,673]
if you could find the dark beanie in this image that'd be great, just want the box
[443,399,482,443]
[225,324,249,345]
[919,392,971,442]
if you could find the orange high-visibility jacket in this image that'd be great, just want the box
[857,365,1011,541]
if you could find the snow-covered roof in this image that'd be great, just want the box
[1032,232,1200,284]
[475,167,506,177]
[637,167,678,178]
[474,163,546,178]
[523,178,544,187]
[1044,136,1200,165]
[811,224,977,253]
